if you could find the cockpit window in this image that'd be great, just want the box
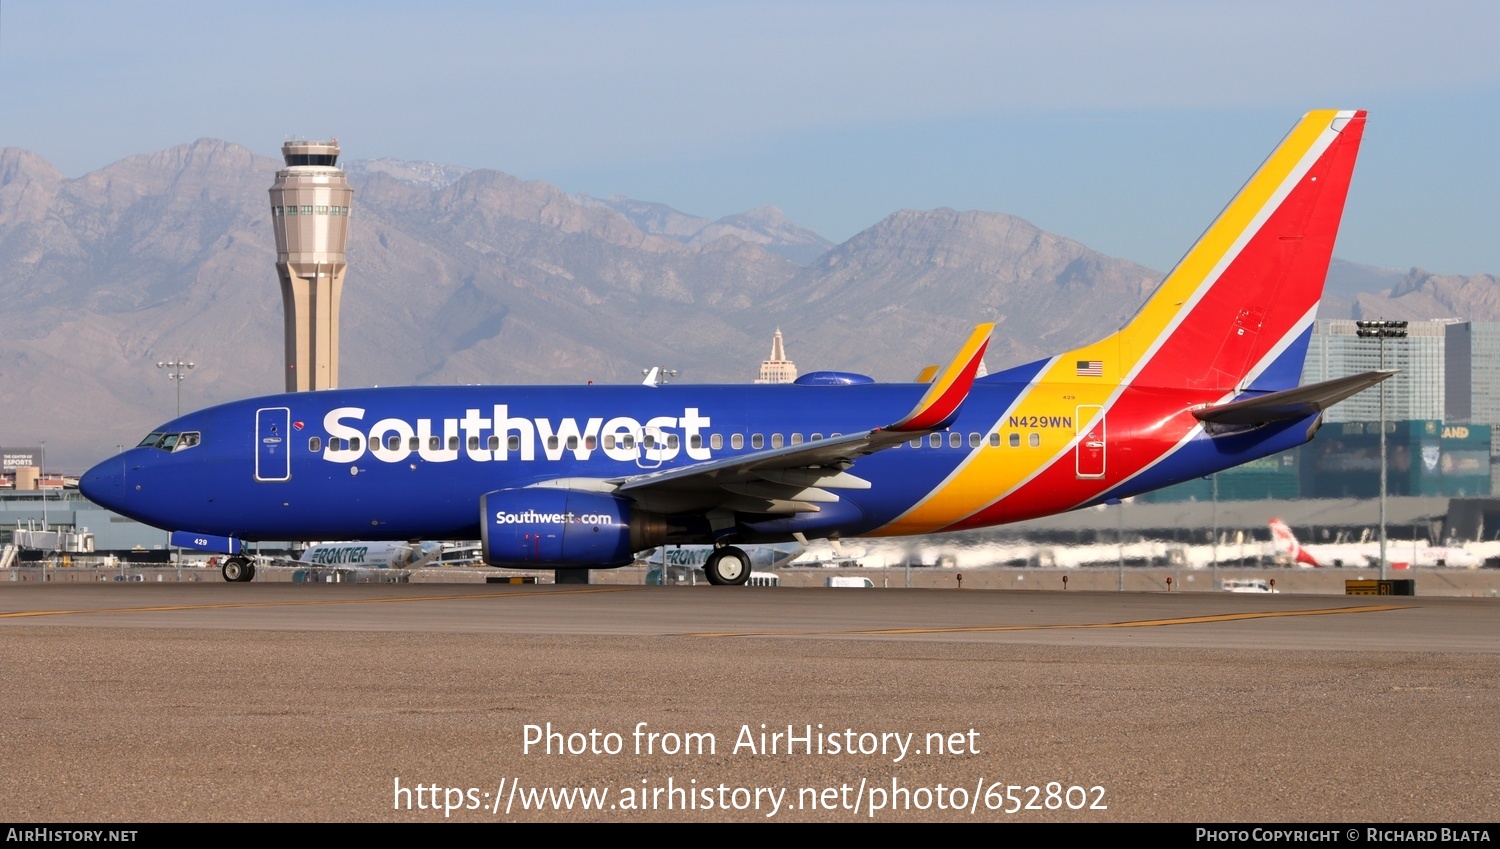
[138,431,202,452]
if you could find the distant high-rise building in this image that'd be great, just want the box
[1301,319,1449,422]
[1446,322,1500,424]
[269,140,353,391]
[1445,321,1500,492]
[754,329,798,384]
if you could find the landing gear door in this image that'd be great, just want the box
[256,406,292,482]
[1075,405,1105,479]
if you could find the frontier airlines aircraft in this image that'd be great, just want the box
[82,110,1384,585]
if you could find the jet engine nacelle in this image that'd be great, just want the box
[480,488,667,569]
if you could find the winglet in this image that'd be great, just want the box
[888,324,994,432]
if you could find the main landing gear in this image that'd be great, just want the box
[703,546,751,586]
[221,556,256,583]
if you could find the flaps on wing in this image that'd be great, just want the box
[888,323,994,432]
[614,429,892,500]
[610,411,911,515]
[607,324,992,517]
[1194,370,1394,426]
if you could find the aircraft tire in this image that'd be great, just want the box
[703,547,751,587]
[221,557,254,583]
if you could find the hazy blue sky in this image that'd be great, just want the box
[3,1,1496,274]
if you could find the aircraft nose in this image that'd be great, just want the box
[79,457,125,511]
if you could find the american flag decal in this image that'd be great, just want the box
[1076,360,1103,376]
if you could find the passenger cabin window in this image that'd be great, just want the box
[731,434,744,449]
[387,435,400,451]
[488,436,500,450]
[508,436,520,451]
[309,437,322,453]
[929,433,942,448]
[771,434,784,449]
[909,437,922,448]
[711,434,723,450]
[989,433,1001,447]
[1009,433,1020,448]
[448,436,459,451]
[752,434,764,449]
[969,433,982,448]
[1029,433,1040,447]
[950,433,962,448]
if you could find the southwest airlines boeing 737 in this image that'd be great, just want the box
[81,110,1386,585]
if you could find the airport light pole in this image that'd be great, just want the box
[1116,500,1125,592]
[157,357,195,417]
[39,441,47,528]
[1355,320,1407,581]
[1211,473,1219,589]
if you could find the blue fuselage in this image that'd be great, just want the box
[80,361,1317,548]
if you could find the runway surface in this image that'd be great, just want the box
[2,583,1497,822]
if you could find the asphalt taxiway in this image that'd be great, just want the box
[2,583,1497,822]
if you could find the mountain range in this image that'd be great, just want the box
[1,139,1495,469]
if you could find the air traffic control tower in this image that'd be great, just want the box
[269,140,353,392]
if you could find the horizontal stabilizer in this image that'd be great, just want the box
[1193,371,1394,425]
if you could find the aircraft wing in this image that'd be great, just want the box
[1194,370,1394,426]
[606,324,993,515]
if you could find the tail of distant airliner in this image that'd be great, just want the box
[1061,109,1367,394]
[1269,518,1320,567]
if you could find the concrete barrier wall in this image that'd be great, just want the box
[6,565,1500,597]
